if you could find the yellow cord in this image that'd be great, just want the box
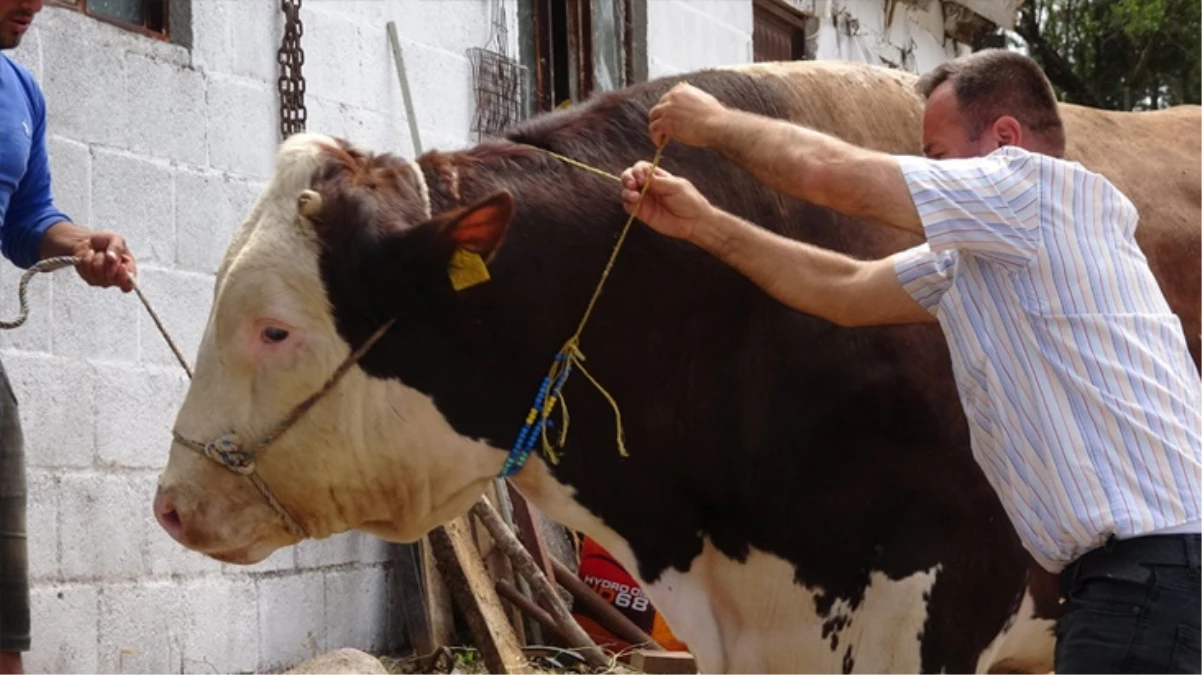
[526,143,668,464]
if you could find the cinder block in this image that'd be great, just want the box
[123,54,207,166]
[257,572,327,671]
[26,469,60,580]
[299,95,348,141]
[134,267,213,370]
[0,257,54,354]
[175,167,263,274]
[50,266,140,363]
[45,135,90,232]
[380,1,491,55]
[323,566,393,653]
[342,105,397,154]
[94,365,188,469]
[204,73,277,179]
[91,147,176,265]
[296,531,393,569]
[300,9,369,111]
[60,472,149,580]
[27,583,99,674]
[390,37,475,142]
[98,576,259,674]
[190,0,278,82]
[2,352,95,468]
[40,29,128,148]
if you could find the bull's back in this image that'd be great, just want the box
[1061,103,1202,367]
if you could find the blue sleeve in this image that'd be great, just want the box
[3,77,70,269]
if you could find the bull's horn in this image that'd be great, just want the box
[297,189,323,219]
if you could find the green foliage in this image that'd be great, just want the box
[1013,0,1200,110]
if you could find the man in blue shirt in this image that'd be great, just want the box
[1,1,138,672]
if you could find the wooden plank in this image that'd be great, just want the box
[630,649,698,674]
[419,536,455,653]
[505,484,557,589]
[473,481,527,645]
[429,515,530,674]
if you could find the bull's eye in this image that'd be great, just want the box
[262,327,290,343]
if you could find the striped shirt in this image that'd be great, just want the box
[892,146,1202,572]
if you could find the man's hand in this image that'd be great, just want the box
[71,230,136,293]
[648,83,730,148]
[40,222,137,292]
[621,161,714,241]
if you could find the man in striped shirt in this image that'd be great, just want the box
[620,50,1200,673]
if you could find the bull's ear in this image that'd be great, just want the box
[432,190,514,261]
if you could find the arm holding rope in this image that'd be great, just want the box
[3,71,136,293]
[620,162,934,328]
[647,83,924,237]
[38,222,137,293]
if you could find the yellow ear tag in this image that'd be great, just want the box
[448,248,491,291]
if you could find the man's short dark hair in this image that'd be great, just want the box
[916,49,1066,157]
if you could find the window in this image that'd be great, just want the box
[51,0,170,40]
[753,0,816,62]
[521,0,646,114]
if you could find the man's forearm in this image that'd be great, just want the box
[688,207,862,326]
[707,111,841,202]
[38,221,90,260]
[704,111,923,235]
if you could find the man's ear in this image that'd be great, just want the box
[430,190,515,262]
[993,116,1024,148]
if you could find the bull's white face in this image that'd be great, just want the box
[153,133,506,564]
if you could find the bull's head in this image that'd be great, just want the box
[154,133,524,563]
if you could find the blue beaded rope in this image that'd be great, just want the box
[499,354,573,477]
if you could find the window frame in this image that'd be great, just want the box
[50,0,171,42]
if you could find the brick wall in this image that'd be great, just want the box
[5,1,506,672]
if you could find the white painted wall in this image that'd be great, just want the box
[5,0,512,672]
[644,0,1001,78]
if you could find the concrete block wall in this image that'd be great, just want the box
[5,0,509,672]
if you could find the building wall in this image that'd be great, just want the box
[644,0,984,78]
[5,0,508,672]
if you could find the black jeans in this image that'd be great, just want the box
[0,360,26,653]
[1056,533,1201,674]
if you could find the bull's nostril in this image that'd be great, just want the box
[154,491,185,540]
[161,506,183,534]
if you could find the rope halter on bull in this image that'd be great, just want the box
[0,254,332,540]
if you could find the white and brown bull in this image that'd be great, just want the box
[152,61,1201,673]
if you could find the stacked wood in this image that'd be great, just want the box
[395,481,697,674]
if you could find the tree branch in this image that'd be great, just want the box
[1017,4,1101,107]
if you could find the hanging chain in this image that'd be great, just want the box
[277,0,307,139]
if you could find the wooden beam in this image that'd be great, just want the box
[470,499,609,670]
[496,579,567,643]
[551,556,664,651]
[395,538,454,658]
[428,515,530,674]
[505,485,557,588]
[630,649,698,674]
